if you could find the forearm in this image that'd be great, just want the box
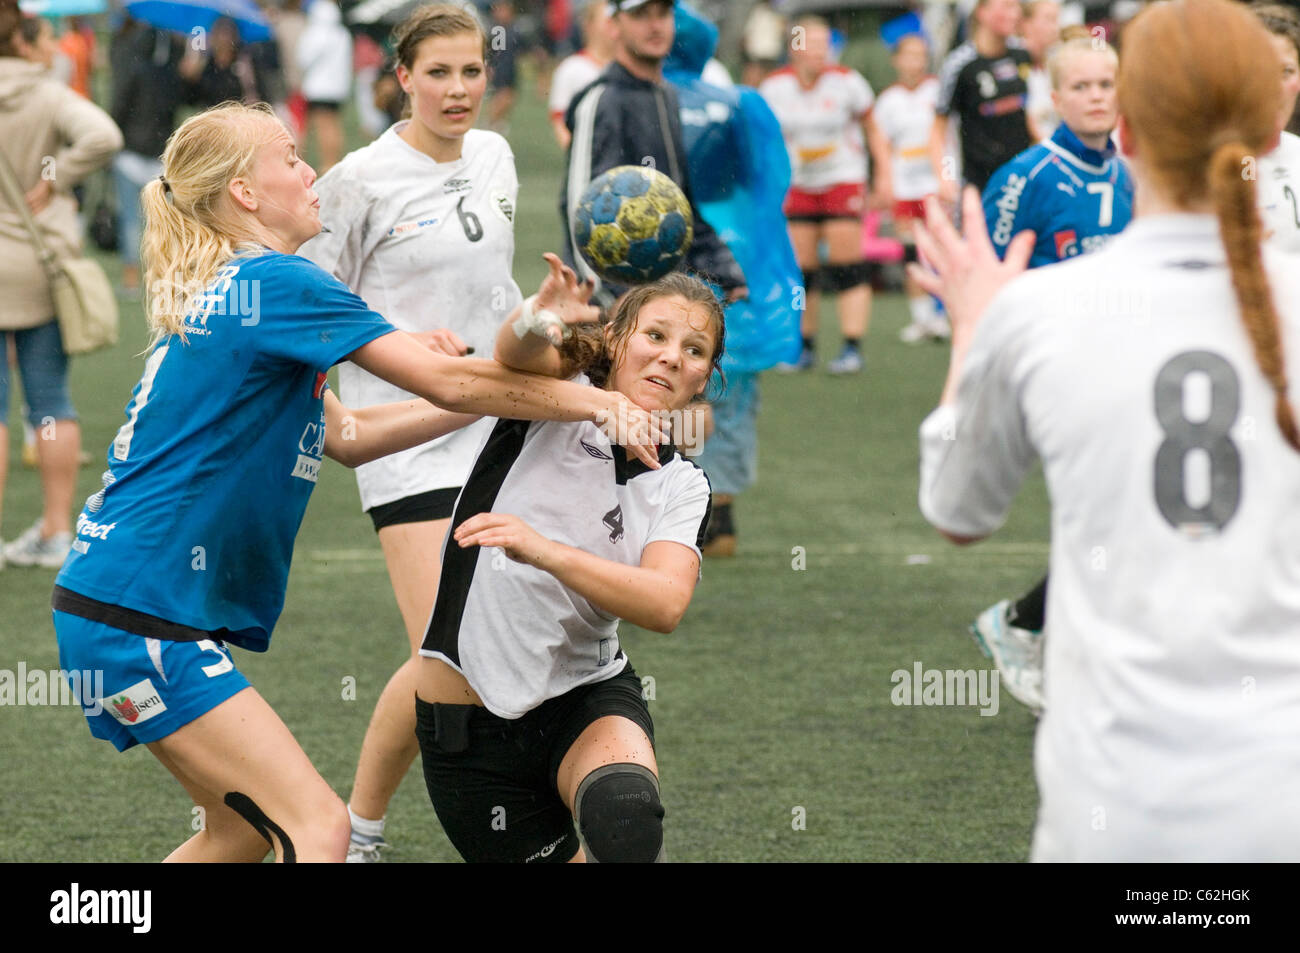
[535,542,691,634]
[493,299,563,376]
[325,394,480,467]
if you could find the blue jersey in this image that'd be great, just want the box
[56,251,395,652]
[982,123,1134,268]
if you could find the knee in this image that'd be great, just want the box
[574,764,665,863]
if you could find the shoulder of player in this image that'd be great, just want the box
[463,127,516,165]
[939,42,979,78]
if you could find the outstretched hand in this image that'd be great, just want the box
[907,187,1035,345]
[454,512,552,568]
[529,253,602,345]
[595,393,670,470]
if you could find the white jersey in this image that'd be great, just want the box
[1257,130,1300,253]
[548,50,604,122]
[419,387,712,719]
[299,125,522,510]
[920,214,1300,861]
[758,65,874,190]
[873,77,940,201]
[1025,65,1057,141]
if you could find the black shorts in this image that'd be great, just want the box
[368,487,460,531]
[416,666,654,863]
[306,99,342,112]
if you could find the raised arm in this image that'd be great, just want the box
[494,253,596,377]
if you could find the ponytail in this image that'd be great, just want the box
[1209,142,1300,451]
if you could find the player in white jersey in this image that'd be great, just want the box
[1020,0,1060,140]
[913,0,1300,860]
[760,15,889,374]
[548,0,612,149]
[414,270,717,863]
[1253,3,1300,253]
[297,4,522,862]
[872,33,949,343]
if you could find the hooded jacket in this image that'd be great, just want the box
[0,57,122,330]
[560,59,745,298]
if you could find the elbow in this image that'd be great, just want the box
[645,596,691,634]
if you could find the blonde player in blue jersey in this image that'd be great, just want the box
[915,0,1300,860]
[51,101,665,863]
[298,2,522,861]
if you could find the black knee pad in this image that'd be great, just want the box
[800,269,820,298]
[575,763,665,863]
[821,261,874,292]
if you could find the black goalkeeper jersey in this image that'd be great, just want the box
[937,41,1034,192]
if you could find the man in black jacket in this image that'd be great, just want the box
[561,0,746,305]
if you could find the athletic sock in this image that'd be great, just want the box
[1009,575,1049,632]
[842,338,861,353]
[908,295,935,325]
[801,336,816,354]
[347,804,386,842]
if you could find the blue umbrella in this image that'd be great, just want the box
[124,0,273,44]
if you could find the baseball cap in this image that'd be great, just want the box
[607,0,676,14]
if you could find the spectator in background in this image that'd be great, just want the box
[741,0,786,87]
[18,15,59,75]
[1021,0,1060,139]
[181,17,263,106]
[110,26,185,299]
[270,0,309,138]
[930,0,1035,202]
[353,32,391,139]
[0,0,121,569]
[666,1,801,557]
[548,0,612,148]
[56,15,92,98]
[297,0,352,172]
[487,1,521,134]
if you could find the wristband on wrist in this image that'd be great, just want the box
[512,295,571,342]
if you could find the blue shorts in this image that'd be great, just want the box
[53,610,251,752]
[0,321,78,428]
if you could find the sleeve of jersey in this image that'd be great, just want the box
[852,71,874,117]
[644,463,712,559]
[982,160,1032,261]
[253,256,396,369]
[935,55,961,117]
[296,169,370,290]
[918,290,1037,538]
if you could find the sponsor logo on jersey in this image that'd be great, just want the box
[105,678,167,726]
[490,190,515,224]
[313,372,328,399]
[293,408,326,483]
[1054,229,1079,258]
[443,177,472,194]
[291,455,320,482]
[386,217,438,238]
[991,173,1027,246]
[603,504,625,543]
[580,438,613,460]
[978,93,1027,117]
[992,60,1019,81]
[76,514,118,540]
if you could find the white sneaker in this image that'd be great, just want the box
[899,321,930,344]
[923,317,952,340]
[4,519,73,569]
[827,348,864,375]
[346,837,389,863]
[970,599,1045,714]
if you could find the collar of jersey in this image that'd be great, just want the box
[1117,213,1220,246]
[1045,123,1115,175]
[611,441,676,484]
[387,122,471,169]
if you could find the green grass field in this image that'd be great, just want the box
[0,78,1049,863]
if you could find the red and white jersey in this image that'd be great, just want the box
[549,50,604,122]
[759,64,874,190]
[873,77,940,201]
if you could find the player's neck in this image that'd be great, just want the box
[617,47,663,83]
[1073,128,1110,153]
[400,120,464,164]
[973,26,1008,58]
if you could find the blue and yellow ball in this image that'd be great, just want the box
[573,165,693,285]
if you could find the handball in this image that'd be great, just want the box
[573,165,693,285]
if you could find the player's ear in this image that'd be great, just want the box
[228,177,257,213]
[396,63,414,96]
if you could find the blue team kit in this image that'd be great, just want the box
[982,123,1135,268]
[52,250,394,748]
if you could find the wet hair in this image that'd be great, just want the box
[140,102,283,341]
[1121,0,1298,450]
[393,2,488,70]
[559,272,726,398]
[1047,36,1117,90]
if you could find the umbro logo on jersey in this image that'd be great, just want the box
[444,178,472,194]
[603,504,625,543]
[580,438,613,460]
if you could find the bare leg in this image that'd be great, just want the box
[148,687,350,862]
[35,418,80,537]
[824,218,872,342]
[556,716,660,864]
[348,518,450,823]
[788,221,820,338]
